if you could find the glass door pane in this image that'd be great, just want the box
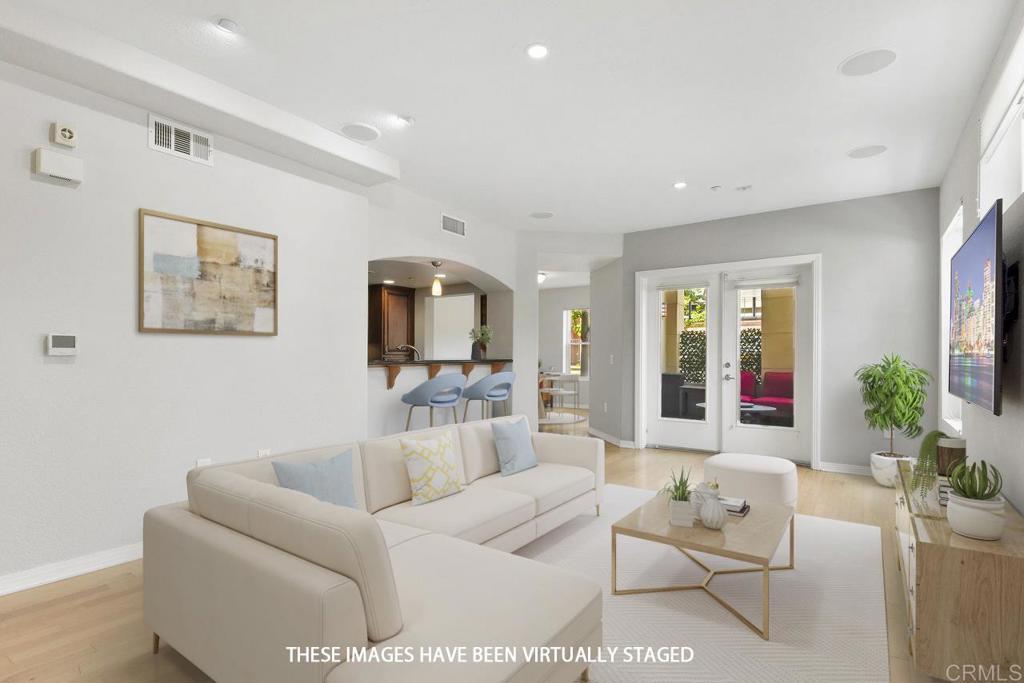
[736,287,795,428]
[660,288,707,420]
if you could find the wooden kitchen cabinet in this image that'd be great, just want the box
[368,284,415,362]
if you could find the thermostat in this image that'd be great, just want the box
[46,333,77,356]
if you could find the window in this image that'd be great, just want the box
[940,207,964,435]
[563,308,590,376]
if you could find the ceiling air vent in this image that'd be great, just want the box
[441,214,466,237]
[148,114,213,165]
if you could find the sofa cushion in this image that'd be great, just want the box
[400,432,463,505]
[456,416,521,483]
[271,450,358,508]
[492,418,538,476]
[327,534,603,683]
[360,425,464,513]
[186,469,403,642]
[373,487,534,544]
[762,370,794,398]
[193,443,367,511]
[471,463,595,515]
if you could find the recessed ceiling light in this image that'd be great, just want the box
[530,211,554,219]
[340,122,381,142]
[215,17,241,34]
[735,185,752,192]
[847,145,887,159]
[537,272,548,284]
[838,49,897,76]
[382,279,395,284]
[710,185,722,192]
[526,44,549,60]
[388,114,415,129]
[673,181,688,190]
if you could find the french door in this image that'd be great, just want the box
[638,257,818,465]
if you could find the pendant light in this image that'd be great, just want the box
[430,260,444,297]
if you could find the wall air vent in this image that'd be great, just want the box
[441,214,466,237]
[148,114,213,165]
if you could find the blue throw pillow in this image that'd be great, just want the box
[492,418,538,476]
[272,451,358,508]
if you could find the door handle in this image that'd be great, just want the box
[723,374,735,381]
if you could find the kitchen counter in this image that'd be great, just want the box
[369,358,512,389]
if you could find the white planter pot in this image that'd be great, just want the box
[870,451,912,488]
[669,499,695,527]
[947,492,1006,541]
[699,495,727,530]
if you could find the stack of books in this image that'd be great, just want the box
[938,477,952,507]
[719,496,750,517]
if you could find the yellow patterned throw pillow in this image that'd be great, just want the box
[400,432,463,505]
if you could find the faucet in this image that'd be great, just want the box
[396,344,421,361]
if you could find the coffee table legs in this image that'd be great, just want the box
[610,520,796,640]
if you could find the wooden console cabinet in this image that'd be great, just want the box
[894,461,1024,679]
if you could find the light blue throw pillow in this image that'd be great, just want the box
[492,418,538,476]
[272,451,358,508]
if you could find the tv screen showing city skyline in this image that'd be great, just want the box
[949,202,1000,413]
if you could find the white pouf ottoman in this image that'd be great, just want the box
[703,452,797,569]
[703,452,798,507]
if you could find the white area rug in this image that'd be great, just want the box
[515,485,889,683]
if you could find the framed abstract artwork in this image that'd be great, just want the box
[138,209,278,335]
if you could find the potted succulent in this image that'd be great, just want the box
[664,468,695,527]
[468,325,493,360]
[947,459,1006,540]
[855,354,931,487]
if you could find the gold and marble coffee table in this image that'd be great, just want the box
[611,493,794,640]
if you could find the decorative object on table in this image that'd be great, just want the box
[663,467,695,527]
[911,430,947,513]
[855,354,931,487]
[719,495,750,517]
[139,209,277,335]
[946,458,1006,540]
[699,491,727,529]
[468,324,493,360]
[936,437,966,476]
[692,480,718,517]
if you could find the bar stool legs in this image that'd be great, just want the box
[405,405,414,431]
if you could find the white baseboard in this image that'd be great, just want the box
[587,426,636,449]
[818,461,872,477]
[0,542,143,597]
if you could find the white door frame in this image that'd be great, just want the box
[634,253,823,470]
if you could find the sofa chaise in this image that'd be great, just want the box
[143,416,605,683]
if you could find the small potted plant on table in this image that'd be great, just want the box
[664,468,695,527]
[947,459,1006,540]
[468,325,493,360]
[855,354,931,487]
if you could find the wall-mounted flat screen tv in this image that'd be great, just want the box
[949,199,1003,415]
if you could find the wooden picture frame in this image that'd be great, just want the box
[138,209,278,335]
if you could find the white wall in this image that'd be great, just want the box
[940,4,1024,509]
[0,76,369,580]
[590,189,940,468]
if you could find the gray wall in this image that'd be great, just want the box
[589,260,626,439]
[940,3,1024,509]
[591,189,940,467]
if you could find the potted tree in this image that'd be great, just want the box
[855,354,931,487]
[664,467,695,527]
[947,459,1006,540]
[468,325,493,360]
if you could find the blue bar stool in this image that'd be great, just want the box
[401,373,467,430]
[462,371,515,422]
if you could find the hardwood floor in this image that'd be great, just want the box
[0,411,931,682]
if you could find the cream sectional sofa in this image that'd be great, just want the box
[144,416,604,683]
